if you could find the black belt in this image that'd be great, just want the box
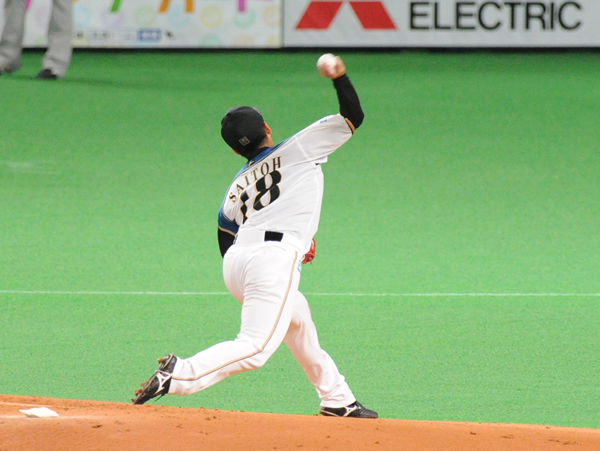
[234,230,285,245]
[264,231,283,242]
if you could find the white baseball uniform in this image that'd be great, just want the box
[168,114,358,407]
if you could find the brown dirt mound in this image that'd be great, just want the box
[1,395,599,450]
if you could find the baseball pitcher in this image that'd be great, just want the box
[133,54,377,419]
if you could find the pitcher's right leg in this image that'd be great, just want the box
[169,243,301,396]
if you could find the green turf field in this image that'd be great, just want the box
[1,50,599,428]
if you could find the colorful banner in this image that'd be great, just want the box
[4,0,600,48]
[0,0,281,48]
[283,0,600,47]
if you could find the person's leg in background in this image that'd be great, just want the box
[0,0,26,74]
[38,0,72,79]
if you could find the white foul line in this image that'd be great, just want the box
[0,290,599,297]
[309,292,600,297]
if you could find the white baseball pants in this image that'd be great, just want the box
[168,240,356,408]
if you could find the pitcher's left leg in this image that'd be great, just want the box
[284,291,355,408]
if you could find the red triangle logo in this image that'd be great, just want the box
[350,2,396,29]
[296,2,344,30]
[296,1,396,30]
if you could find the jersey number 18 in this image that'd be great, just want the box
[239,170,282,224]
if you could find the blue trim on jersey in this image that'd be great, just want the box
[218,208,238,235]
[244,140,287,169]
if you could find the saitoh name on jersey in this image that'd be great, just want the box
[228,155,282,204]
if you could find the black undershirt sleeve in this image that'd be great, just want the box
[332,74,364,130]
[218,228,235,257]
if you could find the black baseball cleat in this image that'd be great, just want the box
[132,354,177,405]
[36,68,59,80]
[320,401,378,418]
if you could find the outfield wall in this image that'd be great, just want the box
[285,1,600,47]
[2,0,599,48]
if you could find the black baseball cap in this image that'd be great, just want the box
[221,106,266,154]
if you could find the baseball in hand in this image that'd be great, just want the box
[317,53,345,79]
